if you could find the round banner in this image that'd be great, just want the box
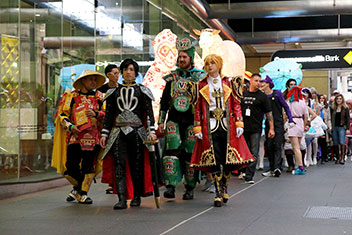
[173,96,190,112]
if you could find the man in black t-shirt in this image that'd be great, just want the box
[241,74,275,183]
[98,64,120,194]
[98,64,120,93]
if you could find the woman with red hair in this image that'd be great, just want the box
[286,86,309,175]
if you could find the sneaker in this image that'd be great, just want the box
[207,184,215,193]
[106,186,113,194]
[201,178,213,191]
[262,171,274,177]
[77,194,93,204]
[292,167,306,175]
[273,168,281,177]
[238,172,246,180]
[244,179,255,184]
[66,189,78,202]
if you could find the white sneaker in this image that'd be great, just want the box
[207,184,215,193]
[201,178,212,191]
[238,172,246,180]
[244,179,255,184]
[262,171,274,177]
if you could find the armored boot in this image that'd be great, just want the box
[212,172,223,207]
[113,178,127,210]
[130,196,141,207]
[222,172,231,204]
[164,185,176,198]
[114,194,127,210]
[163,156,179,199]
[113,167,127,209]
[183,161,195,200]
[182,185,194,200]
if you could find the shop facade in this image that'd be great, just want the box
[0,0,207,183]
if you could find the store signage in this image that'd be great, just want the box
[271,49,352,69]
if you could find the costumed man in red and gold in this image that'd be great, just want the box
[190,54,254,207]
[100,59,161,210]
[51,69,105,204]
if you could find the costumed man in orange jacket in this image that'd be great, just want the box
[190,54,254,207]
[51,70,105,204]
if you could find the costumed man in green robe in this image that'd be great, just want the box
[158,38,206,200]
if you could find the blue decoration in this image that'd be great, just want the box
[259,59,303,92]
[58,64,97,90]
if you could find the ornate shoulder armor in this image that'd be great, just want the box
[139,85,155,101]
[186,81,199,105]
[163,71,177,82]
[231,76,244,101]
[102,88,116,102]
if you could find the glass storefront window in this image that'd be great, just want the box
[0,0,207,184]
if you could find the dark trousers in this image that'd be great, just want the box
[318,137,328,162]
[114,129,144,197]
[65,143,99,189]
[211,126,231,173]
[265,130,283,171]
[243,132,261,180]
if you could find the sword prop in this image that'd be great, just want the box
[143,117,161,208]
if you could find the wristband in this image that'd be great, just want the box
[69,125,74,132]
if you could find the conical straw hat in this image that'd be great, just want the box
[72,69,105,90]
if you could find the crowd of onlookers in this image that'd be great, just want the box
[199,74,352,194]
[235,75,351,184]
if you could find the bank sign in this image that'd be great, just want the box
[271,49,352,69]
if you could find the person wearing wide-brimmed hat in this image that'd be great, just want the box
[52,69,105,204]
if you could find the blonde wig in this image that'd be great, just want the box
[204,54,223,77]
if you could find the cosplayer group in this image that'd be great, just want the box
[52,36,284,209]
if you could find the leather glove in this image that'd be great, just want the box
[236,127,244,138]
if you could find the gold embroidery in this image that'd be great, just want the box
[194,145,216,167]
[226,144,254,164]
[211,89,224,98]
[212,107,224,121]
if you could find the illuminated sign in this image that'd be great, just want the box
[272,49,352,69]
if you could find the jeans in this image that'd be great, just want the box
[332,126,346,145]
[243,132,261,180]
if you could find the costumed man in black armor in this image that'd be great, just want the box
[51,70,105,204]
[100,59,158,210]
[158,38,206,200]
